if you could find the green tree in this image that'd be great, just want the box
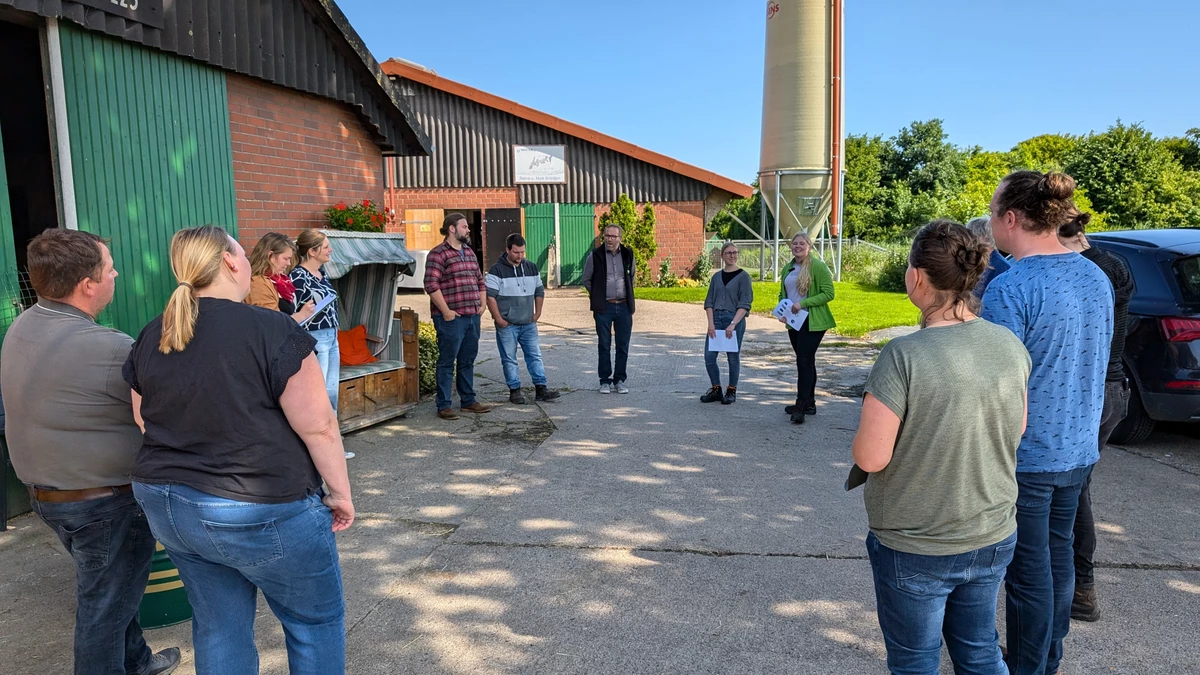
[883,119,966,195]
[1009,134,1078,173]
[598,194,658,286]
[1066,121,1200,229]
[843,134,889,240]
[1162,128,1200,172]
[944,149,1012,223]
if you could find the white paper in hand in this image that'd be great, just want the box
[707,331,739,353]
[300,292,336,326]
[772,299,808,330]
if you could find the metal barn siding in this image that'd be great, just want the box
[0,0,430,156]
[61,23,237,336]
[522,203,554,285]
[391,80,711,205]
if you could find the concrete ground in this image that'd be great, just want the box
[1,290,1197,674]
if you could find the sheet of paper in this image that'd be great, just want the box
[772,299,808,330]
[299,292,336,326]
[707,331,740,353]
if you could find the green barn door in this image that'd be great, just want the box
[0,125,20,341]
[59,24,237,337]
[559,204,597,286]
[522,203,554,285]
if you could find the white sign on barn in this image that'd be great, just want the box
[513,145,567,184]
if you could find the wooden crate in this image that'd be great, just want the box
[338,379,365,420]
[365,371,400,411]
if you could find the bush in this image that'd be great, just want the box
[689,248,714,283]
[876,253,909,293]
[675,277,702,288]
[656,257,678,288]
[418,321,438,395]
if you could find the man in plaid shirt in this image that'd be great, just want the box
[424,213,494,419]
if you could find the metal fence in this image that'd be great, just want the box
[703,237,890,281]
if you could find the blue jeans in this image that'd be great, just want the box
[495,322,548,389]
[704,310,745,387]
[594,302,632,384]
[867,531,1016,675]
[1005,466,1092,675]
[432,313,480,410]
[31,490,155,675]
[309,328,340,411]
[133,483,345,675]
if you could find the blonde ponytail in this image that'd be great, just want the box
[159,226,236,354]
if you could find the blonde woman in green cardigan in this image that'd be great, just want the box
[778,232,836,424]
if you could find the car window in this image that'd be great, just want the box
[1173,255,1200,305]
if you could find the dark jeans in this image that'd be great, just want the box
[432,313,481,411]
[704,310,746,387]
[787,320,825,407]
[1006,465,1092,675]
[31,490,155,675]
[1073,380,1131,586]
[867,531,1016,675]
[594,302,633,384]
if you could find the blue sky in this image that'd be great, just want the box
[341,0,1199,185]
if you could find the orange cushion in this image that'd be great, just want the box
[337,325,378,367]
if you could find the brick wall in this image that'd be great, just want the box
[384,186,520,230]
[227,74,383,247]
[593,200,705,277]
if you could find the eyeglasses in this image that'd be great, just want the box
[722,251,738,256]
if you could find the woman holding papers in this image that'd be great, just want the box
[245,232,316,323]
[701,243,754,404]
[291,230,344,419]
[850,220,1028,674]
[777,232,836,424]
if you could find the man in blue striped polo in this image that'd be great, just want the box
[485,233,560,405]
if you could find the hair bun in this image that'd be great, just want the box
[1043,172,1077,200]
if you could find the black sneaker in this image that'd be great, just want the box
[535,385,560,401]
[1071,585,1101,622]
[722,387,737,405]
[804,403,817,415]
[509,388,526,405]
[790,409,806,425]
[700,385,724,403]
[147,647,181,675]
[784,404,796,415]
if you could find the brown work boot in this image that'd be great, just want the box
[1071,584,1101,621]
[437,408,460,420]
[461,402,493,414]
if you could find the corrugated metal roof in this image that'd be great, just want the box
[382,59,753,200]
[0,0,431,157]
[390,77,721,205]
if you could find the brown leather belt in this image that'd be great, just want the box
[28,484,133,503]
[607,298,626,303]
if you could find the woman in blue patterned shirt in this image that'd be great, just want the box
[291,230,349,457]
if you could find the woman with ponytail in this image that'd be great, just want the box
[123,226,354,674]
[851,219,1031,673]
[777,232,836,424]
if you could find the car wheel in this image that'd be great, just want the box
[1109,380,1156,445]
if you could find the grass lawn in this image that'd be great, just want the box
[634,282,918,338]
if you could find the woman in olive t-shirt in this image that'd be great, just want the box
[850,220,1030,674]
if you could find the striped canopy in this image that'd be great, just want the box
[323,231,415,357]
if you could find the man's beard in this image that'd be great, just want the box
[456,231,471,245]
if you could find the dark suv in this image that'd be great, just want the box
[1089,229,1200,444]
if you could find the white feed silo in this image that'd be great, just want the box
[758,0,844,270]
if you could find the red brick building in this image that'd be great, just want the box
[380,59,752,286]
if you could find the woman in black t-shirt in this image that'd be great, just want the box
[125,226,354,673]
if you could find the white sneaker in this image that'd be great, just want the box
[615,382,629,394]
[344,451,355,459]
[599,383,612,394]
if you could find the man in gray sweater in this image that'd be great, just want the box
[485,234,561,404]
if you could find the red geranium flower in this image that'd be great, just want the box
[347,218,354,225]
[336,202,346,210]
[362,199,371,208]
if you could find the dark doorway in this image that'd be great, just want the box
[0,20,60,308]
[483,208,522,271]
